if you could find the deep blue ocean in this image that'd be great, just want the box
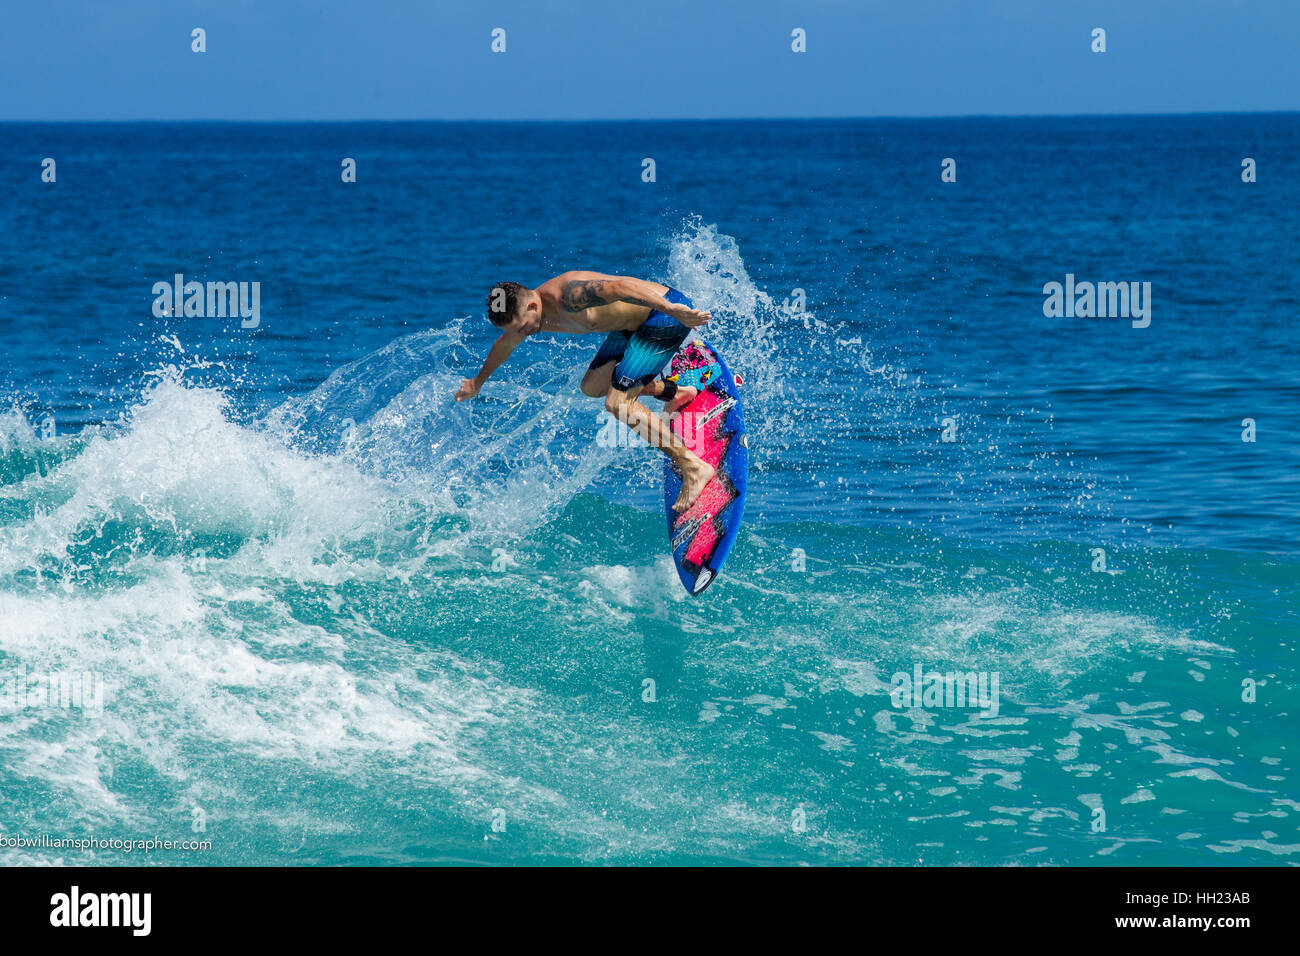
[1,117,1296,865]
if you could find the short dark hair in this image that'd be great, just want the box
[486,281,526,328]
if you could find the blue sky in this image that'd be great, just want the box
[1,0,1295,120]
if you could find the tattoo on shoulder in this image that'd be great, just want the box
[561,279,613,311]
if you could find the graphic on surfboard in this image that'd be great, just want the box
[661,338,748,595]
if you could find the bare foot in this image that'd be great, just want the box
[673,455,715,513]
[663,385,697,418]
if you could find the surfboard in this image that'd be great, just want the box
[661,338,748,595]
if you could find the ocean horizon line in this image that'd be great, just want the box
[2,109,1297,125]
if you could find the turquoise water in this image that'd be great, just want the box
[0,119,1297,865]
[1,392,1293,863]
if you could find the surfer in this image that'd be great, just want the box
[455,272,715,512]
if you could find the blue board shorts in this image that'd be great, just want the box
[587,288,694,392]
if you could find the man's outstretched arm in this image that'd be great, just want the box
[560,275,712,328]
[455,330,523,401]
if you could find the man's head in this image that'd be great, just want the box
[486,282,542,335]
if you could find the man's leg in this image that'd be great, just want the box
[604,385,714,513]
[582,330,629,397]
[581,360,615,398]
[641,378,698,417]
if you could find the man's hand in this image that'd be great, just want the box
[454,378,481,401]
[672,306,712,328]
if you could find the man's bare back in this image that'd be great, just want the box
[534,273,674,334]
[455,271,716,513]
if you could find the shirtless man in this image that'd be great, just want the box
[454,272,716,512]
